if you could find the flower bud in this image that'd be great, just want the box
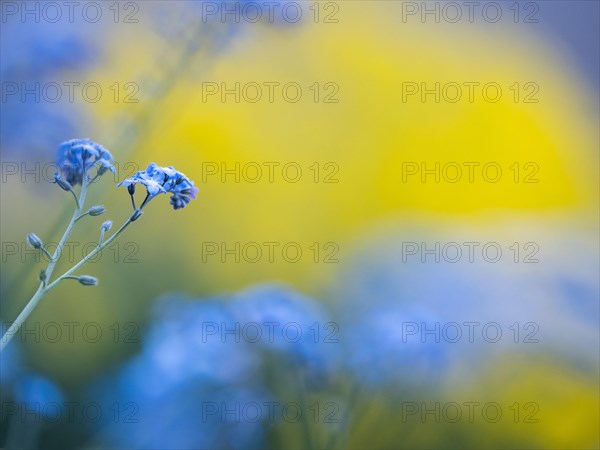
[39,270,47,282]
[127,184,136,195]
[97,165,108,177]
[101,220,113,232]
[27,233,43,249]
[53,172,73,192]
[78,276,98,286]
[89,205,105,216]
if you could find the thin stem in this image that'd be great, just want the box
[69,189,81,209]
[45,179,89,283]
[0,179,89,352]
[0,285,45,351]
[139,192,151,210]
[45,217,134,293]
[294,370,315,450]
[40,247,54,261]
[130,193,136,211]
[325,382,363,450]
[0,214,135,352]
[74,212,89,223]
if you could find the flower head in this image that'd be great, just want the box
[118,163,198,210]
[56,138,115,186]
[14,375,64,421]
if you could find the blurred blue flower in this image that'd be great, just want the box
[88,285,341,448]
[341,303,449,387]
[332,226,600,387]
[56,138,115,185]
[0,20,100,158]
[143,295,258,388]
[0,341,64,426]
[194,0,304,27]
[13,375,64,421]
[92,375,268,449]
[230,284,339,378]
[88,294,268,449]
[0,23,91,78]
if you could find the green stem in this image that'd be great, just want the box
[45,179,90,283]
[74,212,89,223]
[40,247,54,262]
[69,189,81,209]
[45,217,134,292]
[0,284,45,352]
[0,214,134,352]
[294,370,315,450]
[1,179,90,351]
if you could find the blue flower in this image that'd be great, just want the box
[118,163,199,210]
[13,375,65,421]
[0,341,64,422]
[142,295,258,387]
[90,371,268,450]
[0,21,98,158]
[87,294,266,449]
[342,304,449,388]
[229,284,339,378]
[56,138,115,185]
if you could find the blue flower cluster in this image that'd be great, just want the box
[56,138,115,185]
[341,303,449,387]
[329,240,497,389]
[118,163,199,210]
[229,284,338,379]
[0,21,97,158]
[330,229,600,390]
[0,340,65,424]
[90,284,336,449]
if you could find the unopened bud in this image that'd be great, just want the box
[27,233,43,249]
[97,165,109,177]
[39,270,47,282]
[53,173,73,191]
[101,220,113,232]
[89,205,105,216]
[127,184,136,196]
[78,276,98,286]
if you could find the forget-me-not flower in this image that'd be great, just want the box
[118,163,199,210]
[56,138,115,185]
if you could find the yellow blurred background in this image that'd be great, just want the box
[1,1,598,449]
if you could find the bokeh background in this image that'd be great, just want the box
[1,1,598,449]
